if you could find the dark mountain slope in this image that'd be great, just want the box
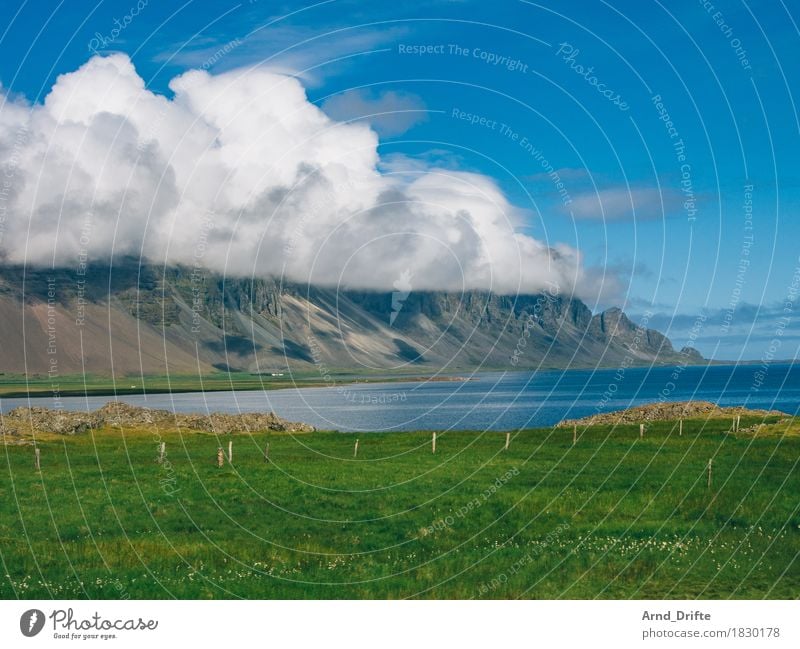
[0,263,702,375]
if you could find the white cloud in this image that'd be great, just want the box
[156,25,405,86]
[321,88,428,136]
[0,54,591,296]
[568,186,684,221]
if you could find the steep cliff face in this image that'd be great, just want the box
[0,263,701,374]
[587,307,673,354]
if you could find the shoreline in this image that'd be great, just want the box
[0,374,479,400]
[0,360,792,400]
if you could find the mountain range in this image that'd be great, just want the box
[0,262,702,375]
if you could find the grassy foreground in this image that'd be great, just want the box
[1,416,798,599]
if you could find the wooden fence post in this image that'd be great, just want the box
[158,442,165,464]
[736,415,741,432]
[354,439,359,458]
[640,423,644,439]
[34,447,40,472]
[228,440,233,464]
[217,447,224,468]
[264,442,270,462]
[505,432,510,451]
[707,458,713,489]
[679,419,683,436]
[432,432,436,454]
[573,425,577,446]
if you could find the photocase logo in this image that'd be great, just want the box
[20,609,45,637]
[390,269,413,326]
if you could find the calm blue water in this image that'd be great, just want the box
[2,364,798,432]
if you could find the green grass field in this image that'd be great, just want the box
[0,371,457,398]
[1,416,798,599]
[0,372,336,398]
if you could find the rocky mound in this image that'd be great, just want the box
[1,401,314,436]
[1,407,102,436]
[558,400,785,427]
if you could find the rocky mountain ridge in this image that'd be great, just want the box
[0,262,703,374]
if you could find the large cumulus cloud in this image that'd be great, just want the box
[0,54,590,295]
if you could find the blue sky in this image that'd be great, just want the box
[1,0,799,360]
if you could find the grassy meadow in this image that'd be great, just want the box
[1,415,798,599]
[0,372,334,398]
[0,371,461,399]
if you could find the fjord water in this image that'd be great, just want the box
[2,364,798,432]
